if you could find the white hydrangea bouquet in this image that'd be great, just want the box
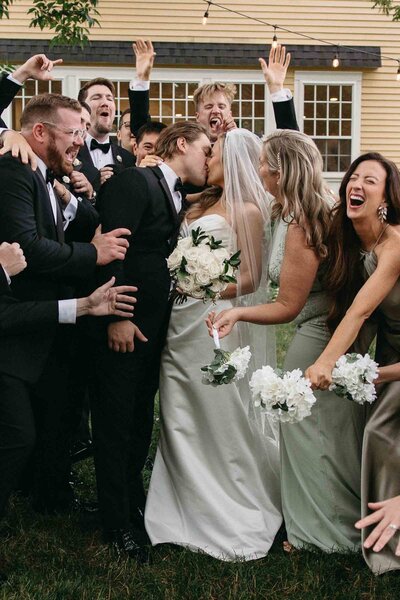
[201,327,251,386]
[167,227,241,303]
[329,353,379,405]
[250,365,317,423]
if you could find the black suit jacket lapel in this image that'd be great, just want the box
[34,170,64,242]
[150,166,180,228]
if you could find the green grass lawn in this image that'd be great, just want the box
[1,324,399,600]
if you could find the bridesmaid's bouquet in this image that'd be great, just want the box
[329,353,379,405]
[250,366,317,423]
[167,227,241,303]
[201,346,252,386]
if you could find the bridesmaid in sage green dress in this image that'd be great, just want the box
[211,129,366,551]
[307,152,400,572]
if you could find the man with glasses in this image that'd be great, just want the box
[0,93,131,514]
[77,78,134,192]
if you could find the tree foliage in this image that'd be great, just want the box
[371,0,400,21]
[0,0,99,46]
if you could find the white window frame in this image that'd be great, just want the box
[294,71,361,187]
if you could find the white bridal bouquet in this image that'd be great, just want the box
[329,353,379,405]
[250,366,317,423]
[201,345,252,386]
[167,227,241,303]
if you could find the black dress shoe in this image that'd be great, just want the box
[70,439,93,463]
[104,528,150,563]
[32,496,98,516]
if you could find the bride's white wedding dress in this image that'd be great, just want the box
[145,214,282,561]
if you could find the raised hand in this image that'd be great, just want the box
[91,225,131,266]
[355,495,400,556]
[12,54,63,84]
[133,39,156,81]
[259,44,291,94]
[0,241,27,276]
[83,277,138,317]
[0,131,37,170]
[108,320,148,352]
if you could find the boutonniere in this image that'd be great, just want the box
[62,175,70,184]
[73,158,81,167]
[116,155,122,163]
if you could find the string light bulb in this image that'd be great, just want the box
[397,61,400,81]
[202,1,211,26]
[332,51,340,68]
[272,26,278,49]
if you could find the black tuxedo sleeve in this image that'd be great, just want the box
[0,294,58,335]
[0,156,97,281]
[129,88,150,137]
[272,98,299,131]
[97,168,149,286]
[0,73,22,127]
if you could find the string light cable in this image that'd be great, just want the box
[201,0,400,79]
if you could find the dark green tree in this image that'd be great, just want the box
[0,0,99,46]
[371,0,400,21]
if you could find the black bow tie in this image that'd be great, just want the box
[90,139,111,153]
[174,177,185,194]
[46,169,55,185]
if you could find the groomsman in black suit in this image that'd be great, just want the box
[77,78,134,193]
[0,92,131,513]
[91,121,211,560]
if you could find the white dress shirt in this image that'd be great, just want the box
[158,162,183,214]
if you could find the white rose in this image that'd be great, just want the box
[178,275,195,293]
[213,247,230,262]
[195,269,212,286]
[177,236,193,251]
[209,280,227,293]
[167,248,183,271]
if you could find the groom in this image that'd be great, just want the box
[91,121,211,560]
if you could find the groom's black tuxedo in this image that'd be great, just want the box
[91,165,179,531]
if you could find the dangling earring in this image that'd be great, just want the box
[377,205,387,223]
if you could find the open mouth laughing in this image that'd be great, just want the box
[348,194,365,208]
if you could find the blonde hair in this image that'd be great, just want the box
[262,129,332,259]
[193,83,236,111]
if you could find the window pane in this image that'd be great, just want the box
[254,102,264,118]
[327,139,339,155]
[342,85,352,101]
[304,103,315,119]
[174,83,186,99]
[254,84,265,100]
[341,120,351,136]
[24,80,35,96]
[314,139,327,156]
[339,155,352,171]
[304,120,314,135]
[162,101,173,117]
[150,82,160,97]
[188,82,198,95]
[329,120,340,136]
[241,84,253,100]
[162,83,173,98]
[316,120,327,136]
[329,85,340,101]
[254,118,265,137]
[342,103,352,119]
[119,81,129,97]
[242,102,252,117]
[316,86,327,101]
[339,139,351,155]
[316,102,326,118]
[174,100,186,116]
[304,85,315,101]
[327,155,339,172]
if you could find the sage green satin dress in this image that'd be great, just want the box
[360,251,400,574]
[270,219,367,551]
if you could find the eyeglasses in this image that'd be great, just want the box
[41,121,87,140]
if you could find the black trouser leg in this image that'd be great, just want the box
[0,374,35,519]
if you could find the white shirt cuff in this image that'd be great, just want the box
[129,79,150,91]
[58,299,77,324]
[63,194,78,230]
[1,266,11,284]
[270,88,292,102]
[7,74,23,87]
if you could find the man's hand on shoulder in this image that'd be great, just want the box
[0,131,37,170]
[108,320,148,352]
[91,225,131,266]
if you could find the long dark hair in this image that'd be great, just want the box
[325,152,400,332]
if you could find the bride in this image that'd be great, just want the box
[144,128,282,560]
